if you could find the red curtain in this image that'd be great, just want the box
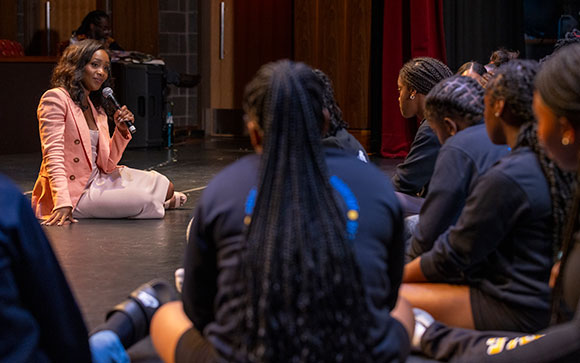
[380,0,446,157]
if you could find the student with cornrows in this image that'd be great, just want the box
[402,60,574,333]
[392,57,453,214]
[406,75,508,261]
[149,60,413,362]
[407,42,580,363]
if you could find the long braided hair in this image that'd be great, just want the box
[425,75,484,127]
[536,43,580,324]
[240,60,372,362]
[486,60,575,262]
[398,57,453,95]
[312,69,348,137]
[51,39,112,110]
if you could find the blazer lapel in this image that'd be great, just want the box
[89,99,111,168]
[66,94,92,165]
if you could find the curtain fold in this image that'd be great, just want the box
[379,0,446,158]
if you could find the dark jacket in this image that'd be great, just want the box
[0,174,91,362]
[392,120,441,197]
[408,122,509,259]
[421,147,553,313]
[182,148,409,362]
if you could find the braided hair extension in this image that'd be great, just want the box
[425,75,484,127]
[240,60,372,362]
[312,69,348,137]
[540,28,580,64]
[488,60,575,262]
[536,43,580,324]
[51,39,112,110]
[398,57,453,95]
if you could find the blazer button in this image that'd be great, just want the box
[74,139,80,145]
[69,175,76,180]
[74,157,80,163]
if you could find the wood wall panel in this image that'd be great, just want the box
[294,0,372,148]
[50,0,96,43]
[23,0,96,55]
[112,0,158,55]
[0,1,18,40]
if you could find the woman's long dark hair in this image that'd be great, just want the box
[312,69,348,137]
[486,60,575,263]
[536,43,580,324]
[240,60,372,362]
[51,39,112,110]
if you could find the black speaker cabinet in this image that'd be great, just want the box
[112,62,164,148]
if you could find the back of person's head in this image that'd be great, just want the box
[76,10,109,38]
[489,48,520,67]
[425,75,484,127]
[485,59,538,127]
[398,57,453,95]
[456,61,486,76]
[537,43,580,131]
[51,39,111,109]
[312,69,348,137]
[240,60,371,361]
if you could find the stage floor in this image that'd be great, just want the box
[1,137,412,362]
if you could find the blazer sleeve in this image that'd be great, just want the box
[101,126,131,174]
[37,90,73,210]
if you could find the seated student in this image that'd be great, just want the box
[406,75,509,260]
[0,173,133,362]
[149,60,412,362]
[411,43,580,363]
[392,57,453,214]
[315,69,369,163]
[401,60,573,333]
[0,174,91,362]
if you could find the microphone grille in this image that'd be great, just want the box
[102,87,113,98]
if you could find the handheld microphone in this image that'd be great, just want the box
[102,87,137,134]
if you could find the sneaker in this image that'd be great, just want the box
[105,279,177,346]
[412,308,434,352]
[175,267,184,293]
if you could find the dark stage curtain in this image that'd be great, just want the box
[379,0,446,158]
[443,0,525,71]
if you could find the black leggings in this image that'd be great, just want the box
[175,328,217,363]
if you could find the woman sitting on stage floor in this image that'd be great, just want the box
[32,39,185,226]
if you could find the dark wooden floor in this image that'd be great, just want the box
[1,137,430,362]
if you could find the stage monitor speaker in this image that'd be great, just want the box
[112,62,164,148]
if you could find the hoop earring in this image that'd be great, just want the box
[562,131,573,146]
[562,136,571,146]
[410,94,415,100]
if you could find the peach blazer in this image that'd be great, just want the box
[31,88,131,219]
